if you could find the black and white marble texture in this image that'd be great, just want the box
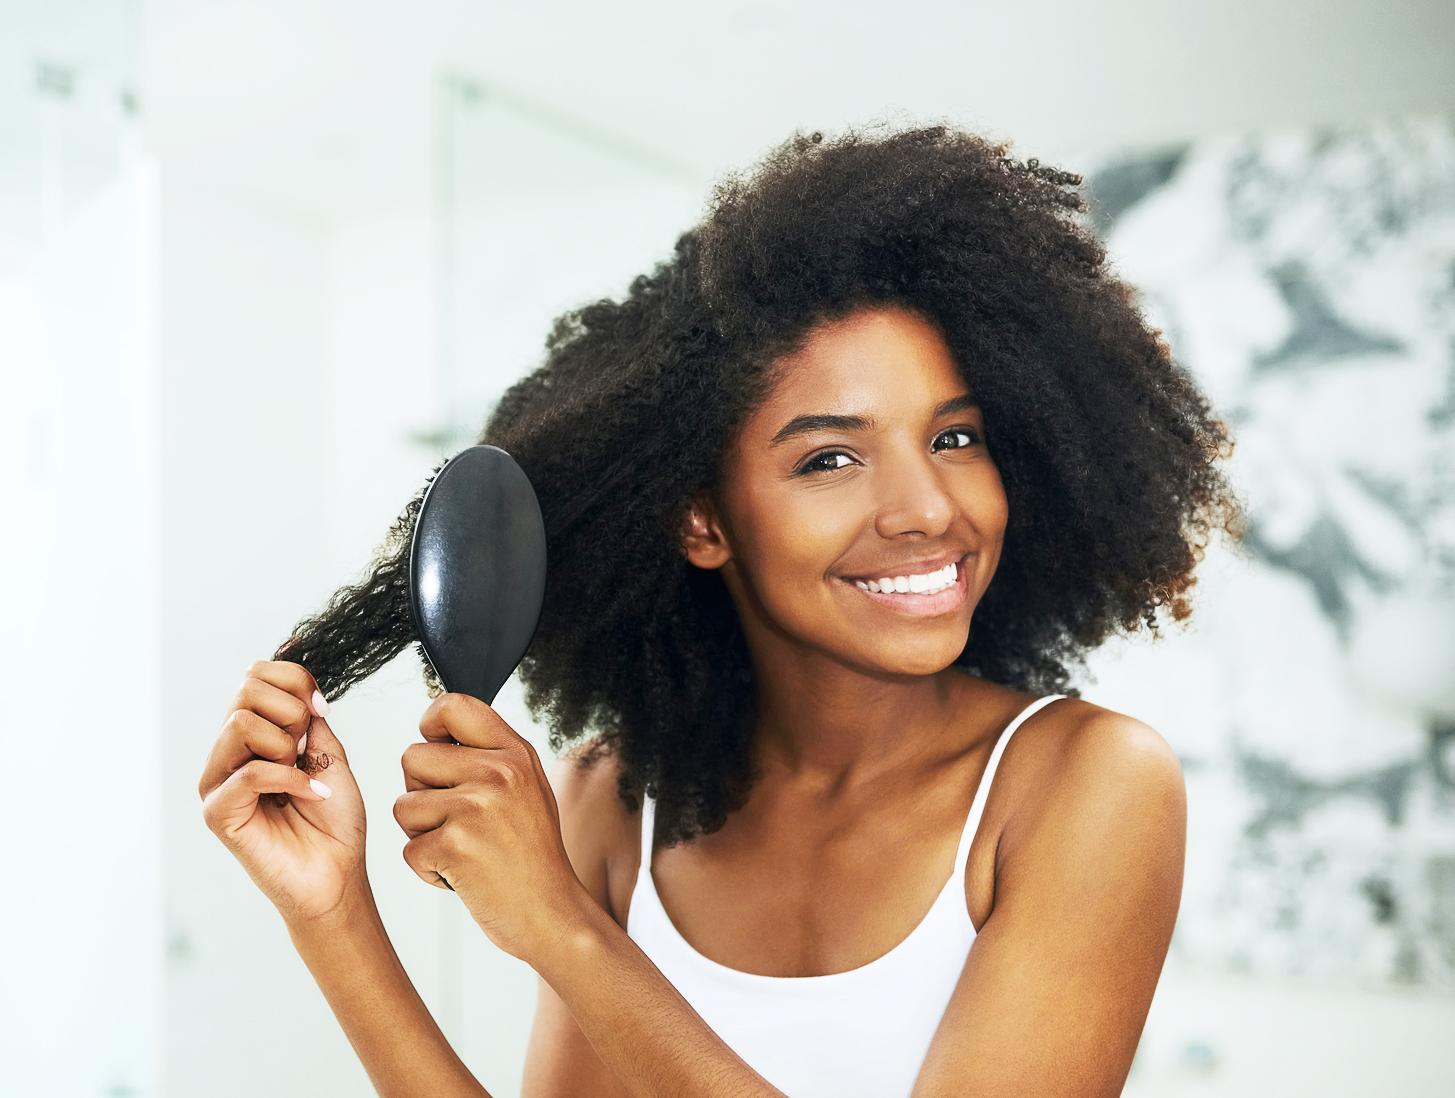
[1076,113,1455,989]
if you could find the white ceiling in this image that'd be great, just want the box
[13,0,1455,223]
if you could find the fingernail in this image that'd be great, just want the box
[297,731,308,756]
[311,689,329,718]
[309,778,332,798]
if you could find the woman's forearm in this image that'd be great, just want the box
[530,893,787,1097]
[286,882,490,1098]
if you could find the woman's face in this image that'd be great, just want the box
[682,304,1009,680]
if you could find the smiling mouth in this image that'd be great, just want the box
[839,551,971,591]
[835,551,973,614]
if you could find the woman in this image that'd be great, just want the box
[200,123,1244,1096]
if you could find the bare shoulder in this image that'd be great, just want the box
[994,689,1179,781]
[997,694,1187,879]
[912,699,1187,1098]
[1047,697,1184,782]
[546,735,640,926]
[1062,702,1187,828]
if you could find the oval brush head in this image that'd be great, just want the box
[407,444,547,704]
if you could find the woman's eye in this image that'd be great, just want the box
[939,426,982,450]
[792,426,983,477]
[794,451,854,476]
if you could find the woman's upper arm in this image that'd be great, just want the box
[520,739,633,1098]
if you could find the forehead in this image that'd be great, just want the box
[756,305,969,415]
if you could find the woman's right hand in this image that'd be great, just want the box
[199,660,368,926]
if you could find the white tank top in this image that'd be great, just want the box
[624,693,1067,1097]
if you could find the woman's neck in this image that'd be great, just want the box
[746,666,983,796]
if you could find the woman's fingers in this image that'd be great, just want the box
[197,662,327,801]
[201,757,329,838]
[198,682,305,800]
[234,660,322,735]
[392,785,457,837]
[249,660,351,768]
[197,708,299,798]
[238,677,311,745]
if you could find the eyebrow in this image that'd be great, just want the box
[769,393,981,448]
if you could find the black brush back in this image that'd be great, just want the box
[408,445,547,705]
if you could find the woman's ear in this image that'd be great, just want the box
[679,492,732,571]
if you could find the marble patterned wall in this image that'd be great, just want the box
[1077,113,1455,989]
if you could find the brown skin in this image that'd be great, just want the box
[199,662,367,926]
[604,680,1076,976]
[203,305,1182,1097]
[696,304,1009,789]
[526,683,1086,1097]
[527,691,1183,1098]
[200,662,488,1096]
[642,302,1029,971]
[523,306,1185,1096]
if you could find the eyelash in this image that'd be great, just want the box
[791,426,984,478]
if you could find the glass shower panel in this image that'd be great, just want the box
[430,73,707,457]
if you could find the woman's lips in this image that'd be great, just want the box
[838,553,971,617]
[840,550,965,583]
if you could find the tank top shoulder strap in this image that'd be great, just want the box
[639,789,657,874]
[951,693,1067,876]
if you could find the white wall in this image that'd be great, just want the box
[0,158,162,1097]
[154,173,346,1095]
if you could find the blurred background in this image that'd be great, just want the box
[3,1,1454,1095]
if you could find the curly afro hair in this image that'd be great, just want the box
[275,120,1247,848]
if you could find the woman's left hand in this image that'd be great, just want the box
[395,692,589,964]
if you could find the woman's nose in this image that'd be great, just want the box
[871,456,957,536]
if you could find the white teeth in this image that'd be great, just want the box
[853,560,957,595]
